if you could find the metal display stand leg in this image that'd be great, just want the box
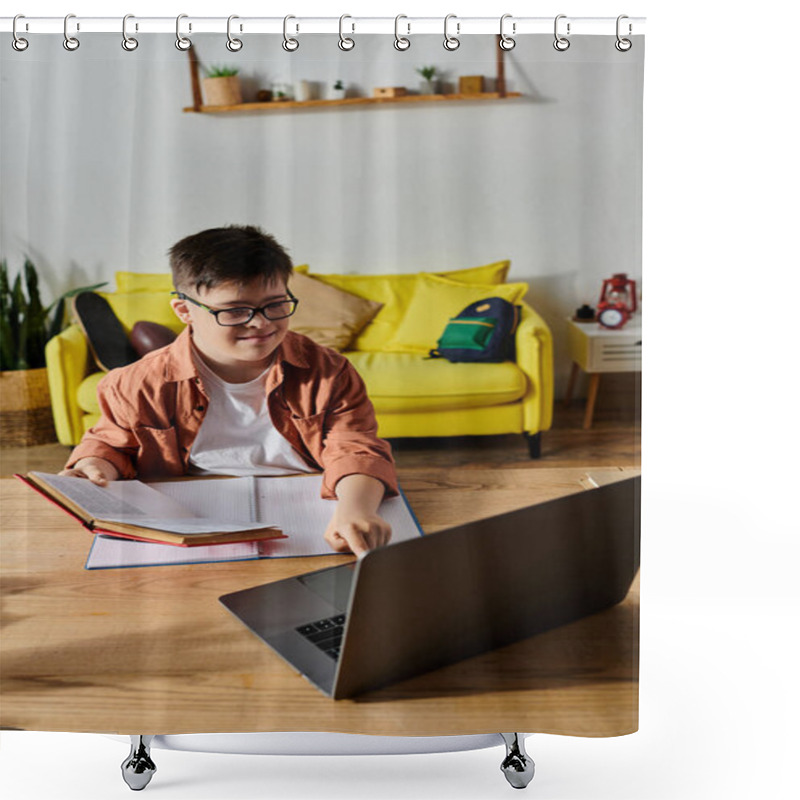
[500,733,535,789]
[121,735,156,791]
[119,732,534,790]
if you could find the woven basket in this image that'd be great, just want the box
[0,367,58,447]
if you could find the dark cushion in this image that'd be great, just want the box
[130,321,178,357]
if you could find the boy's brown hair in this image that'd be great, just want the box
[169,225,293,293]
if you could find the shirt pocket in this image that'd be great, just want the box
[133,424,183,479]
[289,410,328,462]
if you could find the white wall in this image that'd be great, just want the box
[1,32,643,393]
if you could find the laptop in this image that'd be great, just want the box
[219,475,640,699]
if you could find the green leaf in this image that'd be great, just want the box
[0,312,15,370]
[0,260,10,317]
[10,274,24,352]
[46,297,66,342]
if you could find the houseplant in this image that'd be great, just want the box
[0,258,105,446]
[202,65,243,107]
[416,66,439,95]
[330,79,346,100]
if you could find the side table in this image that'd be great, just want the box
[564,317,642,429]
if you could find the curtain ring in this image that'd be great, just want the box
[175,14,192,51]
[282,15,299,51]
[338,15,355,51]
[394,15,410,51]
[122,14,139,51]
[12,14,29,51]
[553,14,570,51]
[226,15,243,51]
[499,14,516,51]
[615,15,632,52]
[63,13,80,51]
[443,14,460,51]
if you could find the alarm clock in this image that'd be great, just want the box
[597,306,628,329]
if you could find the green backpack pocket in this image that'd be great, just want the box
[435,317,497,351]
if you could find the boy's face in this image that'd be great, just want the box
[170,277,292,378]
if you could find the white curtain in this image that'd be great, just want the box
[2,31,642,391]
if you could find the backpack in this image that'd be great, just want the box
[428,297,521,363]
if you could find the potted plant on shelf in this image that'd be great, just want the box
[416,66,439,95]
[0,259,106,446]
[330,79,346,101]
[202,65,243,107]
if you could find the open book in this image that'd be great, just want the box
[17,472,285,547]
[85,474,425,569]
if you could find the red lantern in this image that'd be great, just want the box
[597,273,638,329]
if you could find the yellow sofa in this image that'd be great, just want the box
[46,262,553,457]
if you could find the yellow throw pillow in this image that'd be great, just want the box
[289,272,383,351]
[384,274,529,354]
[116,266,311,292]
[115,272,173,293]
[100,291,185,335]
[437,260,510,284]
[306,261,509,351]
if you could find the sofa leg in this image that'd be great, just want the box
[500,733,535,789]
[121,736,156,791]
[524,432,542,459]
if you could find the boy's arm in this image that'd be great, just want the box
[64,374,139,480]
[324,474,392,557]
[317,360,398,501]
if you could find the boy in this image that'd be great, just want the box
[59,225,397,557]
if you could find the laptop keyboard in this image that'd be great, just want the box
[296,614,347,660]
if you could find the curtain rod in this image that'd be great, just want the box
[2,16,645,37]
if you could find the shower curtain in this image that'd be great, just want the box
[0,13,644,798]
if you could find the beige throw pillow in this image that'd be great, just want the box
[289,271,383,351]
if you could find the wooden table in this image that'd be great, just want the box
[0,468,639,737]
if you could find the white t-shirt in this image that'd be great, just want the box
[187,347,316,477]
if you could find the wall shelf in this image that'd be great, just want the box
[183,92,522,114]
[183,38,517,115]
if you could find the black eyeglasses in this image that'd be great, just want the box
[171,291,299,326]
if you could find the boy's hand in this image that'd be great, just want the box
[324,511,392,558]
[58,457,120,486]
[326,474,393,557]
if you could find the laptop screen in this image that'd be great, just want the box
[298,563,357,612]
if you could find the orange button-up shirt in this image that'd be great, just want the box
[67,328,398,500]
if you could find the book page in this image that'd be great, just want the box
[250,475,423,558]
[29,473,273,535]
[31,472,198,520]
[147,476,260,524]
[85,535,272,569]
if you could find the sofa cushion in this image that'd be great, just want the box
[288,272,383,351]
[76,371,104,414]
[307,260,510,351]
[383,275,529,354]
[115,271,173,293]
[345,351,526,413]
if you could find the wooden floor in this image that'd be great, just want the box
[0,404,639,479]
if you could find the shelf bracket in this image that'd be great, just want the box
[187,48,202,112]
